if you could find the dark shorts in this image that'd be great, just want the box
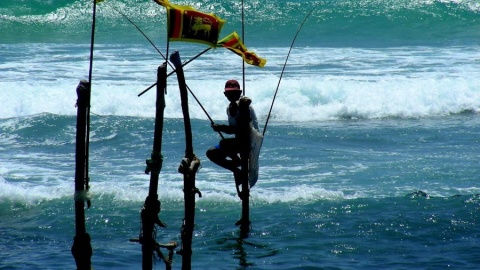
[217,138,240,156]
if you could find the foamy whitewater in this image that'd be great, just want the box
[1,0,480,269]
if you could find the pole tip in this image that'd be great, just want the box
[169,51,181,67]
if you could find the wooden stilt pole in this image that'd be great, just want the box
[170,51,202,270]
[140,63,169,270]
[72,0,97,267]
[71,80,93,270]
[238,98,251,237]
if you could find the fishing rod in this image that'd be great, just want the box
[106,1,233,153]
[108,3,167,60]
[262,3,320,137]
[85,0,98,184]
[185,84,227,140]
[105,2,215,100]
[107,2,224,140]
[137,47,211,97]
[113,7,225,136]
[107,3,210,86]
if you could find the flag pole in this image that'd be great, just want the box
[241,0,246,96]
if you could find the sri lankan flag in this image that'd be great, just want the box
[217,32,266,68]
[154,0,225,46]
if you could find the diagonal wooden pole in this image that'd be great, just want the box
[170,51,202,270]
[139,63,168,270]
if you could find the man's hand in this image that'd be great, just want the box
[239,96,252,107]
[212,123,225,132]
[212,123,236,134]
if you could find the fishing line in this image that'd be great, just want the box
[107,4,169,64]
[262,2,320,137]
[137,47,211,97]
[88,2,97,84]
[108,3,211,90]
[85,0,99,180]
[107,2,222,138]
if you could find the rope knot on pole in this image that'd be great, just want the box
[145,150,163,175]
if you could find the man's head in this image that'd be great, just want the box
[224,79,242,102]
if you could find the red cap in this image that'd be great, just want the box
[224,79,241,91]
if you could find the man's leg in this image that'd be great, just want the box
[206,138,240,172]
[207,138,245,199]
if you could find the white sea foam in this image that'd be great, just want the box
[1,44,479,121]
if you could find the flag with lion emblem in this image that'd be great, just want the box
[154,0,225,46]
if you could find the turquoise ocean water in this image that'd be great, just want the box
[1,0,480,269]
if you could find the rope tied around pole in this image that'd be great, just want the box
[141,195,167,229]
[74,189,92,205]
[178,156,203,198]
[131,63,178,269]
[145,150,163,175]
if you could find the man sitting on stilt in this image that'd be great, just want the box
[206,79,259,199]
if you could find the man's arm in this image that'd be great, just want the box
[212,123,236,134]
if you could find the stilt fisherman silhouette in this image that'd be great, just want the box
[206,79,259,198]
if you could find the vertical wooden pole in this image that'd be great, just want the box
[72,80,93,270]
[238,98,251,237]
[72,0,97,266]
